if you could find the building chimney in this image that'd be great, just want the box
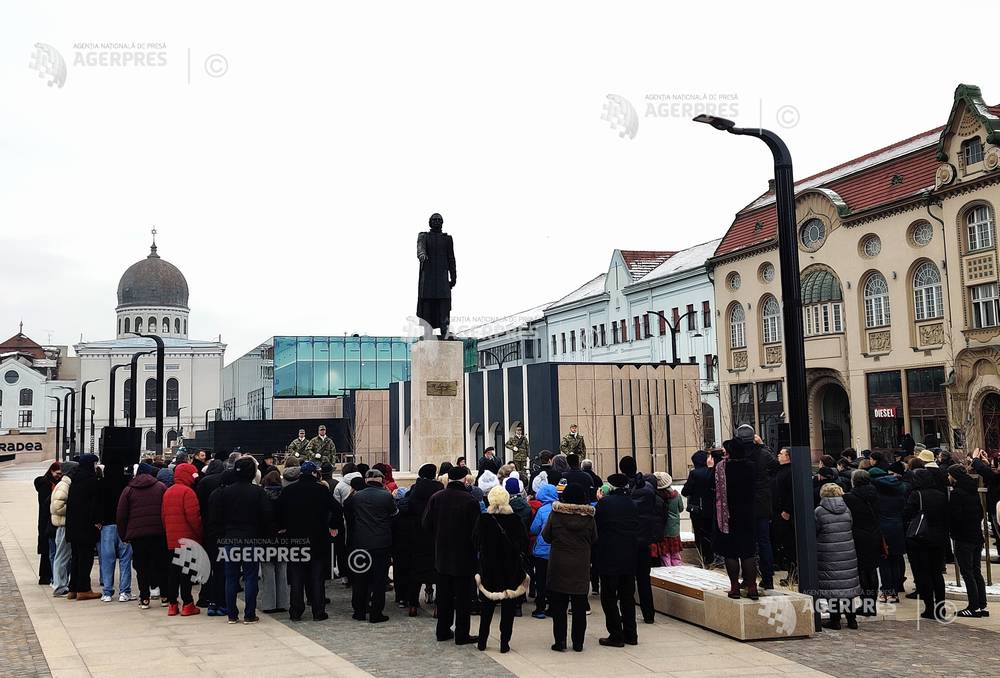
[768,179,775,192]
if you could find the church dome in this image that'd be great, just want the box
[116,243,189,310]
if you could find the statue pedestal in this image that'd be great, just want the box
[409,340,465,472]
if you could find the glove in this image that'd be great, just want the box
[512,447,518,452]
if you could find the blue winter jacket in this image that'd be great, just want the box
[530,484,558,559]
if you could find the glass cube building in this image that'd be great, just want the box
[274,336,415,397]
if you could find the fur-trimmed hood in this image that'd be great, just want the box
[475,573,530,601]
[551,501,595,517]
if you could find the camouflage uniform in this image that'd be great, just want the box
[286,436,309,460]
[504,434,530,474]
[559,432,586,456]
[307,435,337,465]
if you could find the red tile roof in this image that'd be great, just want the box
[0,333,45,360]
[715,126,946,258]
[619,250,676,280]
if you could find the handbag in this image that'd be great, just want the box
[905,490,929,543]
[688,496,703,518]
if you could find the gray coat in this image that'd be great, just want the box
[814,496,861,600]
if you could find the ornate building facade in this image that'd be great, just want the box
[711,84,1000,456]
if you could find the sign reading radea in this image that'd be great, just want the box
[0,432,51,456]
[0,441,45,452]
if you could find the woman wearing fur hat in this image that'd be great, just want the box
[472,485,529,653]
[542,483,597,652]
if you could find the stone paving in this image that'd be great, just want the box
[0,540,51,677]
[750,620,1000,677]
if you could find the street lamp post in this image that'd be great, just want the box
[61,388,76,457]
[47,395,62,461]
[108,361,133,428]
[694,114,818,629]
[127,350,154,427]
[176,405,186,444]
[89,395,96,453]
[645,309,702,366]
[129,333,165,454]
[79,379,100,458]
[479,346,520,462]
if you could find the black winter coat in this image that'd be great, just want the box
[772,464,794,518]
[949,475,984,546]
[971,459,1000,512]
[65,472,100,544]
[903,470,948,549]
[472,511,529,596]
[209,479,275,541]
[748,444,777,519]
[682,455,715,516]
[396,477,443,583]
[594,490,639,576]
[713,458,757,558]
[422,481,480,576]
[871,473,906,556]
[542,501,598,595]
[34,475,56,552]
[630,473,662,545]
[277,475,339,550]
[843,484,883,567]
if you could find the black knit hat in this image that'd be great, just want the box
[562,483,588,505]
[618,456,637,477]
[448,466,469,481]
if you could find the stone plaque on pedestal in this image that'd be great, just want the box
[409,341,465,472]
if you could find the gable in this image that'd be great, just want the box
[935,84,1000,163]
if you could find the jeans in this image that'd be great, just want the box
[755,517,774,583]
[954,541,987,611]
[52,527,72,592]
[260,560,290,612]
[548,591,587,649]
[600,574,637,643]
[99,525,132,597]
[225,550,260,621]
[878,554,905,596]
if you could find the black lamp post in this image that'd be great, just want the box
[694,114,817,628]
[108,360,135,428]
[127,349,154,427]
[645,309,702,366]
[176,405,186,443]
[61,388,76,457]
[478,346,519,462]
[89,395,96,453]
[47,395,61,461]
[130,333,165,455]
[79,379,100,457]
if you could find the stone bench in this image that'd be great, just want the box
[649,565,816,640]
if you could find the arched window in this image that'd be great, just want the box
[174,318,180,334]
[913,262,943,321]
[864,273,890,328]
[124,317,130,334]
[19,388,33,406]
[167,429,178,446]
[183,319,187,334]
[148,317,157,334]
[123,378,132,418]
[162,317,170,333]
[118,318,122,335]
[967,204,995,252]
[166,378,179,417]
[761,297,782,344]
[144,430,156,451]
[144,378,158,417]
[729,305,746,349]
[135,317,143,333]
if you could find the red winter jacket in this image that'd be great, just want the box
[116,473,166,541]
[162,463,203,549]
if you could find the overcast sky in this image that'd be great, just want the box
[1,1,993,360]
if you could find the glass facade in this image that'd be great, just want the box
[274,336,414,397]
[867,370,903,451]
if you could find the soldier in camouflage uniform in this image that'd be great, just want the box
[286,429,309,460]
[307,424,337,465]
[504,425,530,474]
[559,424,586,456]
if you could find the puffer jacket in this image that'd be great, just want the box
[116,473,167,541]
[530,484,558,558]
[50,476,72,527]
[161,463,203,549]
[903,468,948,548]
[814,495,861,599]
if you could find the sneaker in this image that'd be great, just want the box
[160,597,169,607]
[227,618,239,624]
[207,606,222,617]
[53,588,68,597]
[532,610,547,620]
[243,616,260,625]
[119,592,133,602]
[167,603,180,616]
[181,603,201,616]
[150,587,160,597]
[100,594,113,602]
[139,600,150,610]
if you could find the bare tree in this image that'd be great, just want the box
[346,396,371,465]
[580,382,605,476]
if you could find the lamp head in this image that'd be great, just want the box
[693,114,736,131]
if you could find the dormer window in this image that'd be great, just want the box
[964,137,984,166]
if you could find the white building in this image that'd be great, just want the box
[469,243,723,448]
[75,239,226,453]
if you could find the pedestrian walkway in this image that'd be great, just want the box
[1,461,832,678]
[0,463,371,678]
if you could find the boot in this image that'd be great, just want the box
[76,591,100,601]
[181,603,201,616]
[167,602,179,616]
[724,558,741,598]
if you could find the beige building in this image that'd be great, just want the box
[710,84,1000,456]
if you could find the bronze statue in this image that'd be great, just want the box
[416,213,456,340]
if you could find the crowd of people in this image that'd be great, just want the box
[32,438,693,653]
[680,425,992,628]
[32,427,993,650]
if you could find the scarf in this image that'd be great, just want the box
[715,458,730,534]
